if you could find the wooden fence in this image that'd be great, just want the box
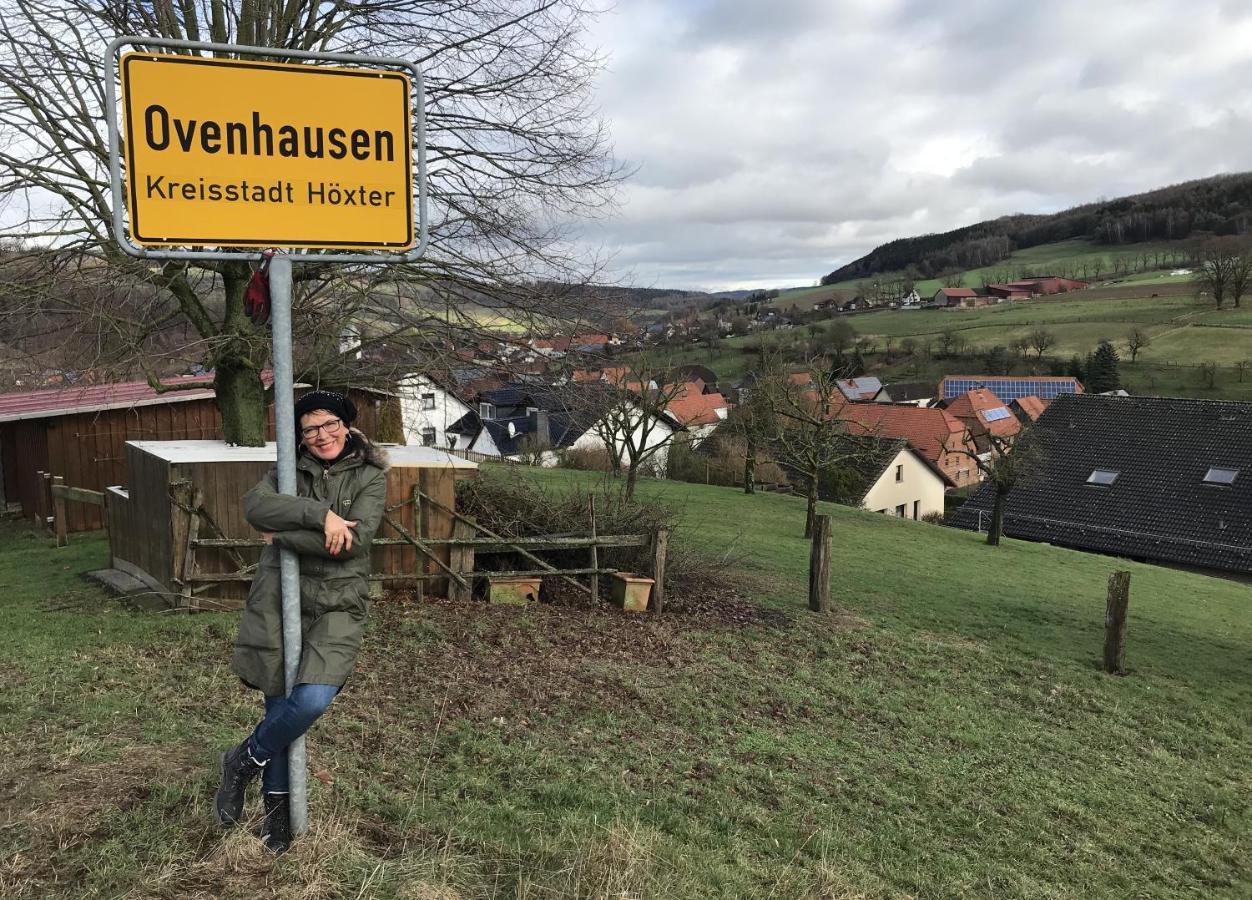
[174,486,669,612]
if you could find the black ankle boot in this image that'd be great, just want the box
[260,792,292,854]
[214,741,266,826]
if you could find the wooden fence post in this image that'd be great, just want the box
[650,527,668,614]
[51,476,67,547]
[809,514,832,612]
[412,485,425,603]
[589,497,600,605]
[448,519,476,603]
[1103,570,1131,674]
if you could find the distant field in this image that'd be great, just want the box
[651,286,1252,400]
[769,239,1194,312]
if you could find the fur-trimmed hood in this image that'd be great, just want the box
[349,428,390,471]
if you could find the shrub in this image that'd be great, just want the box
[557,447,615,471]
[456,468,676,585]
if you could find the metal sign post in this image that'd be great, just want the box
[105,35,428,837]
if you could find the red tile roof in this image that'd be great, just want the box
[945,388,1021,439]
[937,288,977,298]
[831,402,971,463]
[664,382,729,426]
[1012,395,1049,422]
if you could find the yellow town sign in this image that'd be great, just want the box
[121,53,413,250]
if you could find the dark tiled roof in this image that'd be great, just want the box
[880,381,934,402]
[948,394,1252,574]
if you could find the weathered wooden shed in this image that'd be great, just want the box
[105,441,477,608]
[0,377,386,532]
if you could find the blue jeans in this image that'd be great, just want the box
[247,683,339,794]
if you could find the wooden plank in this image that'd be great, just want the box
[191,534,650,549]
[448,519,475,602]
[179,489,204,611]
[412,483,424,601]
[50,485,106,506]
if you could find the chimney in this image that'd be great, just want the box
[529,409,551,448]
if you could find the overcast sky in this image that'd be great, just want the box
[579,0,1252,291]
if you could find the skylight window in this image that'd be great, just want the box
[1086,469,1119,486]
[983,407,1012,422]
[1203,467,1240,486]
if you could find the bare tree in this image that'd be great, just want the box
[1124,327,1151,363]
[1191,238,1252,309]
[1235,360,1250,383]
[953,430,1042,547]
[1010,335,1032,363]
[1027,327,1056,360]
[560,354,687,502]
[761,361,888,538]
[0,0,624,443]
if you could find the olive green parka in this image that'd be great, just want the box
[230,430,389,696]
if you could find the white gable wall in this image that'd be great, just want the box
[397,374,473,449]
[861,448,947,519]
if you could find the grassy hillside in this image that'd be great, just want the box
[661,280,1252,400]
[770,239,1191,313]
[1,469,1249,898]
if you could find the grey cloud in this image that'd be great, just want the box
[581,0,1252,290]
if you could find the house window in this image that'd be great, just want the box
[479,402,494,419]
[895,504,907,518]
[421,393,436,410]
[913,500,920,519]
[420,428,436,447]
[1203,466,1239,486]
[895,464,904,483]
[526,406,538,416]
[1086,469,1119,486]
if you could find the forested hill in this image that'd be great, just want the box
[823,172,1252,284]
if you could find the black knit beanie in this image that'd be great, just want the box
[294,390,357,429]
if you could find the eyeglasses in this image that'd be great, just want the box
[301,418,343,440]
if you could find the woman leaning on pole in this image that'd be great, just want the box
[213,390,389,853]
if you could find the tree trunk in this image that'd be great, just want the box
[214,264,269,447]
[743,435,756,494]
[804,476,817,538]
[1103,571,1131,674]
[624,464,639,502]
[215,362,269,446]
[986,486,1006,546]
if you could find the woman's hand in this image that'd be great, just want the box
[323,509,359,556]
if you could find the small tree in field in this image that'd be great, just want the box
[1124,327,1150,363]
[1027,327,1056,360]
[954,431,1042,547]
[761,362,889,538]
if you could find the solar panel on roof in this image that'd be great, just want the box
[942,377,1079,402]
[983,407,1011,422]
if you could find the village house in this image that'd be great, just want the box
[396,373,473,449]
[848,438,956,520]
[831,402,981,489]
[942,387,1022,449]
[933,287,990,308]
[949,394,1251,581]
